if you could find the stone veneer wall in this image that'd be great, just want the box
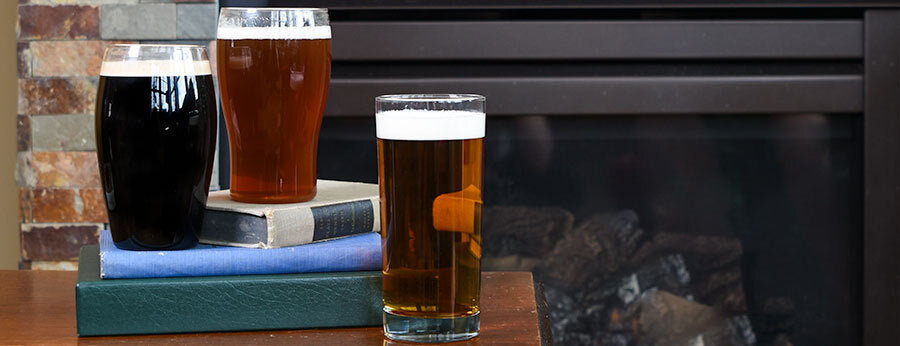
[16,0,218,270]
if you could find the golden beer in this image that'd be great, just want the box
[379,138,484,317]
[376,94,485,342]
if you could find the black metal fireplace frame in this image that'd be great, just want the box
[219,1,900,344]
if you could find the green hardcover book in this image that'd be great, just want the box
[75,245,383,336]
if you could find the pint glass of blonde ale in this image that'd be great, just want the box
[376,94,485,342]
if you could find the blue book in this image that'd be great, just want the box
[99,230,382,279]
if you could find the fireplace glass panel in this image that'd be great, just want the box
[318,113,862,346]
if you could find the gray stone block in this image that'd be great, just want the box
[16,152,35,188]
[32,114,96,152]
[101,4,176,40]
[138,40,210,47]
[176,4,218,40]
[30,0,139,4]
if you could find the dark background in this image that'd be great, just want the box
[218,1,900,344]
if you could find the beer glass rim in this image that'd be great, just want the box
[220,7,328,12]
[102,44,209,61]
[109,43,206,48]
[376,94,485,103]
[375,94,485,140]
[100,44,210,77]
[218,7,331,39]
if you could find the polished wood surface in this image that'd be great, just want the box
[0,270,544,345]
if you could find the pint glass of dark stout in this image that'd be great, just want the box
[377,94,486,342]
[96,45,217,250]
[217,8,331,203]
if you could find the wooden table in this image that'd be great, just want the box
[0,270,550,345]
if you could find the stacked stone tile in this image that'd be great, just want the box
[16,0,218,270]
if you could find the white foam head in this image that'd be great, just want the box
[100,60,211,77]
[376,110,486,141]
[217,26,331,40]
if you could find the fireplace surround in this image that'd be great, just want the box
[220,1,900,344]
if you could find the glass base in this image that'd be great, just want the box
[383,309,480,343]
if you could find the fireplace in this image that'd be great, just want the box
[222,1,900,345]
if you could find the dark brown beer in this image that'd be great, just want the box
[378,138,484,318]
[216,38,331,203]
[96,49,216,250]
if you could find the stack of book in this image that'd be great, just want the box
[75,180,384,336]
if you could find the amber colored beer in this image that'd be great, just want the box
[378,137,484,318]
[216,38,331,203]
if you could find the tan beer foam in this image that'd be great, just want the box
[217,26,332,40]
[100,60,212,77]
[376,110,486,140]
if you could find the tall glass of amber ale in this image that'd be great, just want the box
[217,8,331,203]
[377,94,486,342]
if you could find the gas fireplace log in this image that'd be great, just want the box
[483,206,574,258]
[536,210,645,292]
[549,253,700,344]
[627,232,744,274]
[530,209,759,345]
[625,289,756,346]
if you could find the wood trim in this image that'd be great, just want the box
[224,0,900,10]
[533,282,553,345]
[332,21,863,61]
[863,9,900,346]
[325,75,862,116]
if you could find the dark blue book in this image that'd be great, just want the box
[99,230,382,279]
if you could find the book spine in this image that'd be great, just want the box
[76,274,384,336]
[311,197,381,241]
[269,197,380,247]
